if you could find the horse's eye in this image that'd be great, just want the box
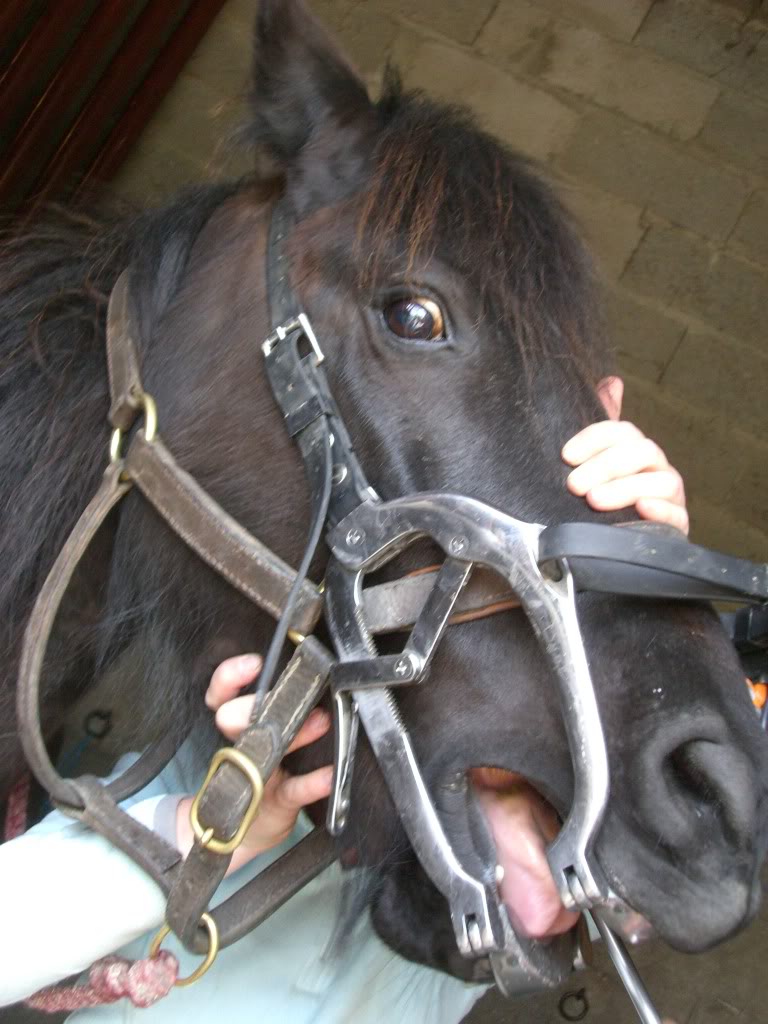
[382,297,445,342]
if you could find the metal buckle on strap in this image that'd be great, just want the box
[189,748,264,856]
[262,312,325,365]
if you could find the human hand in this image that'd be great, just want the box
[176,654,333,872]
[562,420,688,534]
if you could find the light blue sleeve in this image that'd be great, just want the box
[0,752,187,1007]
[3,749,490,1024]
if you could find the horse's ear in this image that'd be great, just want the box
[250,0,376,207]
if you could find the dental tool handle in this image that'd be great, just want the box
[591,913,662,1024]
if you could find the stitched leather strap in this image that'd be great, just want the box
[166,636,333,949]
[17,463,133,808]
[124,434,323,635]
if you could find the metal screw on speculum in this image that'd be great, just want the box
[394,656,413,678]
[449,535,467,557]
[346,527,365,547]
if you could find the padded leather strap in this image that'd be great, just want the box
[362,567,520,635]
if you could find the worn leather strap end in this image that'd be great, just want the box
[106,270,145,431]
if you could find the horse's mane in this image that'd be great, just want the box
[0,186,237,730]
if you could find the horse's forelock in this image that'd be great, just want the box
[353,77,610,399]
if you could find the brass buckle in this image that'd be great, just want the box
[189,747,264,855]
[150,912,219,987]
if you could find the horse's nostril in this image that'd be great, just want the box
[666,739,756,847]
[635,715,758,856]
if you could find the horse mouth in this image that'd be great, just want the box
[467,767,580,940]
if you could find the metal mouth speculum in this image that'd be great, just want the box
[321,491,669,1011]
[325,492,614,921]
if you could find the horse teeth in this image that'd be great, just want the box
[495,864,505,884]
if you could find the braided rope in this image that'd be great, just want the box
[26,951,178,1012]
[4,772,31,841]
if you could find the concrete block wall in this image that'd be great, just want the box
[114,0,768,560]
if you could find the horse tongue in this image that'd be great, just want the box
[471,769,579,940]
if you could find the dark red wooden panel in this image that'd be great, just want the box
[31,1,195,207]
[1,0,232,218]
[0,0,48,73]
[0,0,100,148]
[1,0,149,210]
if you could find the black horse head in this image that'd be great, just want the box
[1,0,765,986]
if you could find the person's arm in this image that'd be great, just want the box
[0,660,332,1007]
[0,796,169,1006]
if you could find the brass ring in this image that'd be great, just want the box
[149,912,219,987]
[141,392,158,443]
[109,426,124,464]
[109,391,158,464]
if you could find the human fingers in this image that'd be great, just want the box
[584,469,685,513]
[216,702,331,745]
[205,653,262,710]
[215,694,256,741]
[635,496,689,535]
[273,764,334,812]
[561,420,644,467]
[285,707,331,753]
[567,437,670,497]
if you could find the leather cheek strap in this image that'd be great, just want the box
[123,434,323,636]
[17,462,132,808]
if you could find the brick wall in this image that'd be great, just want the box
[114,0,768,559]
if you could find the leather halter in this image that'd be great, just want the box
[13,200,531,962]
[15,195,768,1005]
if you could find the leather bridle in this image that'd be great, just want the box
[15,197,768,1020]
